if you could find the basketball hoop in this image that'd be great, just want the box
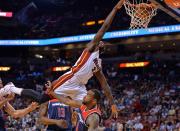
[124,0,158,29]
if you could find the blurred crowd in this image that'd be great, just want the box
[100,65,179,131]
[1,57,179,131]
[0,0,178,39]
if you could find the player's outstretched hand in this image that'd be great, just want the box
[29,102,39,110]
[111,104,118,118]
[7,93,15,101]
[114,0,125,10]
[56,120,68,128]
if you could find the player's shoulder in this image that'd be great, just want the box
[49,99,59,103]
[86,113,101,125]
[89,113,100,119]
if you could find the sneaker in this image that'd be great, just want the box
[2,82,15,95]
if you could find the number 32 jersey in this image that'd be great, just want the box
[73,49,102,85]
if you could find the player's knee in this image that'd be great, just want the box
[39,94,51,104]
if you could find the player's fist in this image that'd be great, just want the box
[56,120,68,128]
[7,93,15,101]
[29,102,39,110]
[114,0,125,10]
[111,104,118,118]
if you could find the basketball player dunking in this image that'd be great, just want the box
[0,0,125,118]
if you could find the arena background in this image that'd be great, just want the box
[0,0,179,130]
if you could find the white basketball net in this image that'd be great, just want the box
[124,0,158,29]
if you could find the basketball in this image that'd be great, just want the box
[164,0,180,8]
[135,3,155,19]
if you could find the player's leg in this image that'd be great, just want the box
[21,89,51,104]
[0,83,51,104]
[53,80,83,99]
[53,86,78,99]
[73,85,87,101]
[53,83,87,103]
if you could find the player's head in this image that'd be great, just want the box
[83,89,101,106]
[98,41,106,54]
[98,41,112,54]
[0,77,3,88]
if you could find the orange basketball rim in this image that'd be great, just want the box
[164,0,180,8]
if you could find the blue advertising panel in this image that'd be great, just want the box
[0,24,179,46]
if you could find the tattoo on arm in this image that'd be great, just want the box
[39,102,48,119]
[94,70,114,105]
[0,98,10,109]
[86,113,100,131]
[4,102,15,115]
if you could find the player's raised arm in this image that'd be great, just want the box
[0,93,14,109]
[5,101,38,119]
[94,70,118,118]
[86,0,125,52]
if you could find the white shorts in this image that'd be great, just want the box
[54,78,87,101]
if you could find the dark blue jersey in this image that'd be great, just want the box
[75,121,88,131]
[0,109,5,130]
[47,99,72,131]
[74,108,88,131]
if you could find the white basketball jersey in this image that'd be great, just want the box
[73,50,102,85]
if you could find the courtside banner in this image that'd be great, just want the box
[0,24,179,46]
[119,62,150,68]
[0,12,13,17]
[52,66,71,71]
[0,67,11,71]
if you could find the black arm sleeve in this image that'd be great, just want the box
[21,89,51,104]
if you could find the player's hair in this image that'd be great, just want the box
[91,89,101,103]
